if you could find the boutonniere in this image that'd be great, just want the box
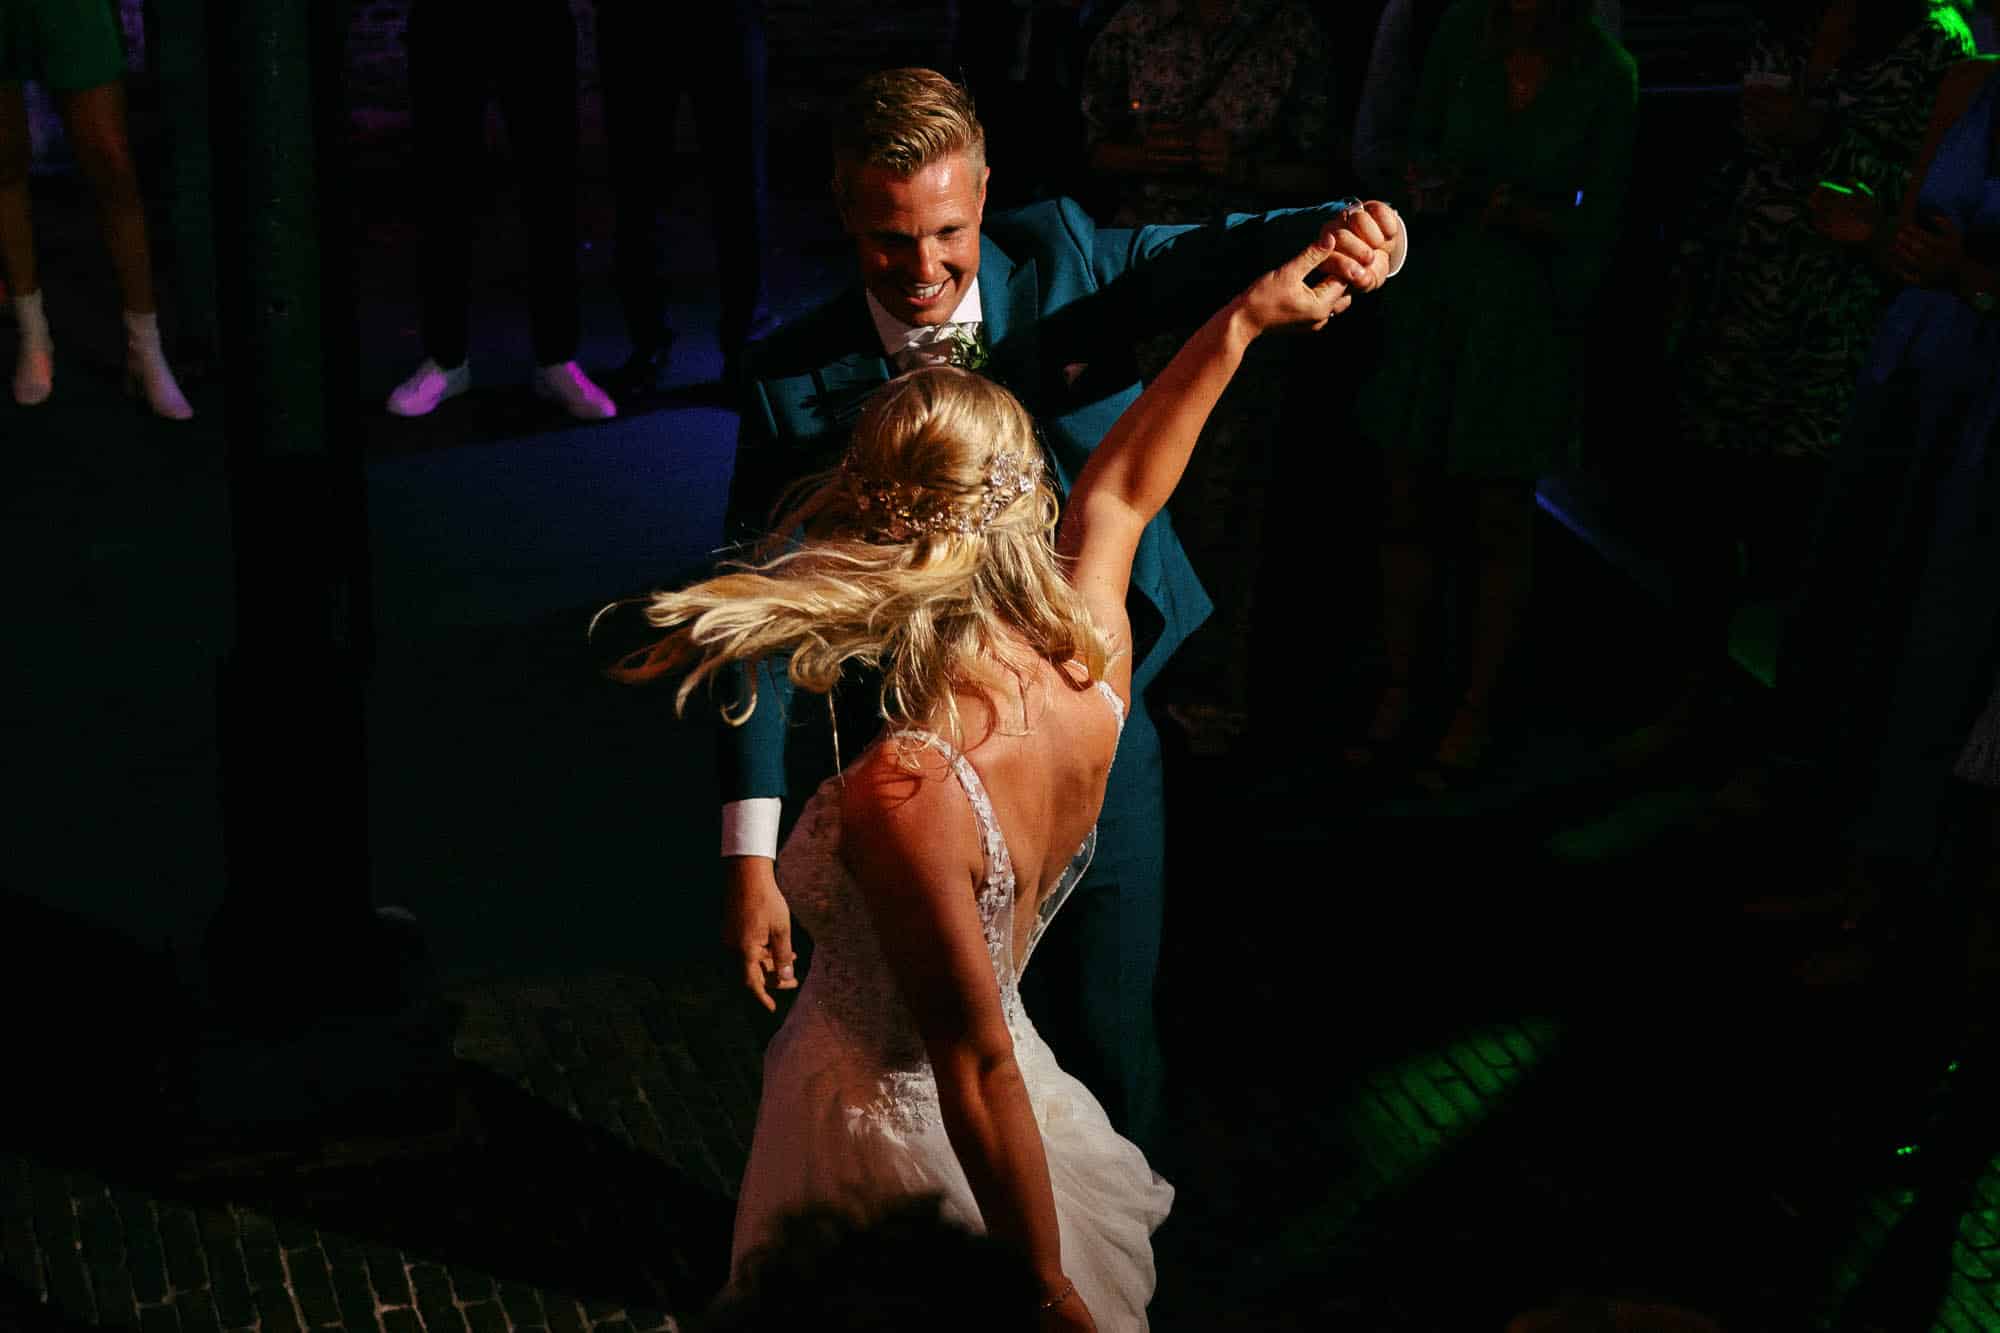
[940,323,990,372]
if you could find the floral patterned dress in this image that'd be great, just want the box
[1677,8,1974,460]
[1079,0,1338,725]
[1080,0,1332,227]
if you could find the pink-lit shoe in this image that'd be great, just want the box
[13,288,53,406]
[13,340,52,406]
[386,358,470,417]
[122,309,194,420]
[532,361,617,421]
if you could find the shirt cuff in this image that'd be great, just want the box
[722,797,783,860]
[1390,214,1409,277]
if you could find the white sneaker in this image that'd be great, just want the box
[386,358,470,417]
[532,360,617,421]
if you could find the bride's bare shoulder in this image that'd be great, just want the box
[837,741,982,894]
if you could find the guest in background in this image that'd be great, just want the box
[1348,0,1636,790]
[0,0,192,418]
[1080,0,1337,752]
[1624,0,1972,760]
[1081,0,1335,228]
[384,0,617,422]
[1741,45,1999,968]
[952,1,1102,211]
[595,0,774,397]
[1350,0,1622,197]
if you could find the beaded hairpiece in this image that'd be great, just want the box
[841,447,1042,542]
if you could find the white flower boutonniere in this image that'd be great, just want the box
[940,323,990,372]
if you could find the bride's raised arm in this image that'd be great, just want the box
[1056,220,1373,700]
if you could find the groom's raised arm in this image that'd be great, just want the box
[1082,198,1407,330]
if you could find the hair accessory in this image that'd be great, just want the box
[842,446,1041,542]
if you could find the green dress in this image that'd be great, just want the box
[1358,2,1637,480]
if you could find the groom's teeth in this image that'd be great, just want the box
[909,282,945,299]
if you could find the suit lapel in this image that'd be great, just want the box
[981,238,1042,416]
[801,292,892,432]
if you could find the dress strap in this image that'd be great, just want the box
[885,730,1017,901]
[1094,679,1128,733]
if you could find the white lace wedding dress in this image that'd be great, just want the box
[729,682,1173,1328]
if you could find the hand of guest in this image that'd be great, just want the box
[723,856,797,1011]
[1888,212,1966,289]
[1806,179,1883,248]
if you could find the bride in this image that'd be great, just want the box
[615,227,1369,1329]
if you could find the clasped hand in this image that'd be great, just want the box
[1886,212,1966,289]
[1238,203,1401,333]
[1809,178,1966,287]
[1807,178,1884,247]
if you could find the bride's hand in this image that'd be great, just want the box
[1233,223,1366,336]
[1037,1278,1096,1332]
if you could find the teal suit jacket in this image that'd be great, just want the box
[720,196,1356,803]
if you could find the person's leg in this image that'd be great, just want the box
[1611,440,1748,768]
[688,0,772,363]
[1018,706,1168,1158]
[1348,448,1435,766]
[595,0,676,364]
[57,79,192,418]
[1431,477,1534,774]
[55,81,150,313]
[495,0,580,370]
[0,81,51,405]
[0,82,35,298]
[407,0,483,372]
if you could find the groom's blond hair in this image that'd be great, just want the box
[831,68,986,207]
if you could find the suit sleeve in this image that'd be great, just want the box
[717,657,794,803]
[1085,199,1360,333]
[717,377,794,806]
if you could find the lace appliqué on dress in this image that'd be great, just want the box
[774,683,1125,1137]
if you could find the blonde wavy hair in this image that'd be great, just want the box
[831,68,986,209]
[604,368,1113,748]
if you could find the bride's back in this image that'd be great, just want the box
[842,656,1123,972]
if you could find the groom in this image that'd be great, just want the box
[715,68,1405,1156]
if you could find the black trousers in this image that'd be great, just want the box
[407,0,581,368]
[595,0,770,355]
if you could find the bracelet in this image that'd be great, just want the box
[1038,1279,1077,1312]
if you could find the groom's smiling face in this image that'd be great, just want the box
[841,152,989,327]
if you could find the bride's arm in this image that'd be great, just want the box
[840,757,1085,1322]
[1056,222,1367,699]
